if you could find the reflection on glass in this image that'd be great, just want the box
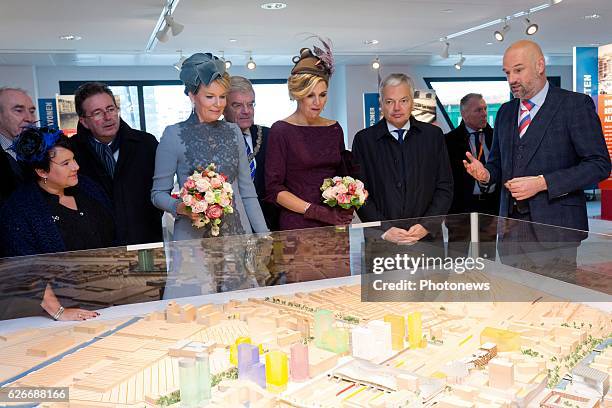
[109,85,141,130]
[143,85,193,140]
[428,80,510,127]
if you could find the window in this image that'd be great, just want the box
[60,79,293,139]
[424,77,561,129]
[142,85,192,140]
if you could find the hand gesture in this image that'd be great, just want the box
[505,176,547,200]
[463,152,490,183]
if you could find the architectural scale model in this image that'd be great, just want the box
[0,284,610,407]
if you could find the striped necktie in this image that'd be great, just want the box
[518,99,535,138]
[243,134,256,181]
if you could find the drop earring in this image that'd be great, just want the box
[43,177,48,184]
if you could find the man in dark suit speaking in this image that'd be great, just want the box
[464,40,610,283]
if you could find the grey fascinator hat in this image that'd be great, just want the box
[179,53,226,95]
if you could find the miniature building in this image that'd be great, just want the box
[407,312,423,349]
[571,364,609,398]
[488,358,514,389]
[480,327,520,352]
[265,350,288,393]
[384,314,405,351]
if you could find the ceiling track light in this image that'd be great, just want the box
[164,15,184,36]
[371,57,381,70]
[454,53,466,70]
[156,12,184,43]
[494,21,510,42]
[440,40,450,59]
[246,52,256,70]
[524,17,538,35]
[219,50,232,70]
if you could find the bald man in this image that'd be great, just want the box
[465,40,609,231]
[463,40,610,284]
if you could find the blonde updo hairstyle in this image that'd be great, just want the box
[288,73,328,101]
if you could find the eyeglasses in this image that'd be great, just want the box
[230,102,255,110]
[84,106,118,120]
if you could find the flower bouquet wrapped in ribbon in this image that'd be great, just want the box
[320,176,368,210]
[179,163,233,236]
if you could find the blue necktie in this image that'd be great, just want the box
[244,135,256,181]
[395,129,405,145]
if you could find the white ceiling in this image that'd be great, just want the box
[0,0,609,67]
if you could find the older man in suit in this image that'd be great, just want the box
[353,73,453,243]
[0,87,36,204]
[464,40,611,283]
[445,93,499,258]
[224,76,278,230]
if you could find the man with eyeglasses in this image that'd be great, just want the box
[0,87,37,204]
[71,82,162,246]
[223,75,278,230]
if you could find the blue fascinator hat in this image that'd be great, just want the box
[11,126,64,164]
[179,52,226,95]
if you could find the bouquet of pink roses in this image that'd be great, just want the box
[320,176,368,210]
[179,163,234,236]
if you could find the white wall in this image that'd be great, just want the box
[0,65,39,100]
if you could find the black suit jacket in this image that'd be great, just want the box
[0,151,19,206]
[486,83,611,232]
[72,120,163,245]
[352,117,453,231]
[445,121,500,215]
[247,124,279,231]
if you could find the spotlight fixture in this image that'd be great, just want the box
[246,53,256,70]
[164,15,184,36]
[364,39,379,45]
[173,50,187,71]
[156,25,170,43]
[454,53,465,70]
[371,57,381,70]
[494,21,510,42]
[219,51,232,70]
[156,13,183,43]
[524,17,538,35]
[440,41,450,59]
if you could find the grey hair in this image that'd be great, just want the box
[379,73,415,101]
[459,93,483,112]
[229,76,255,96]
[0,87,29,112]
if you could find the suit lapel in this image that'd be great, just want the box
[521,86,562,166]
[499,99,520,179]
[115,131,134,177]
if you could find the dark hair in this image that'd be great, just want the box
[74,82,116,117]
[11,127,73,175]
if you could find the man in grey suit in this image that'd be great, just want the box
[464,40,610,284]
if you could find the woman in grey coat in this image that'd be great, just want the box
[151,53,268,241]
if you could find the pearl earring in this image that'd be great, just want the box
[43,177,48,184]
